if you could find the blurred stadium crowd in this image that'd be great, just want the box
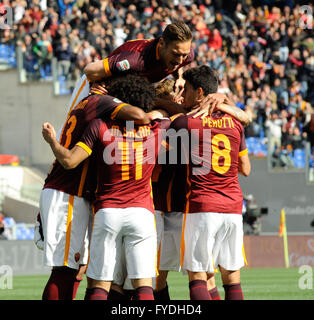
[0,0,313,170]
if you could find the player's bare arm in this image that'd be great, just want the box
[153,97,188,115]
[238,153,251,176]
[42,122,89,170]
[84,60,107,82]
[216,104,252,126]
[116,104,151,124]
[189,93,252,126]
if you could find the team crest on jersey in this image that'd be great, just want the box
[116,59,130,71]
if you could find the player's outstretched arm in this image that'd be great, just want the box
[216,104,252,126]
[116,105,151,124]
[238,153,251,176]
[189,93,252,126]
[84,60,107,82]
[42,122,89,169]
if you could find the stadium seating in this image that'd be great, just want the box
[245,137,268,156]
[3,217,34,240]
[0,44,16,69]
[293,149,306,168]
[15,222,35,240]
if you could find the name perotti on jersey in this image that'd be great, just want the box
[170,112,248,214]
[44,94,130,199]
[76,118,171,213]
[102,38,194,83]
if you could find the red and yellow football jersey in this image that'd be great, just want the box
[170,112,248,214]
[43,94,130,200]
[77,118,171,213]
[102,38,194,83]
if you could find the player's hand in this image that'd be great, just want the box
[89,82,108,95]
[148,109,169,121]
[187,94,212,118]
[174,77,185,92]
[172,86,184,104]
[42,122,56,144]
[187,93,228,119]
[34,212,44,251]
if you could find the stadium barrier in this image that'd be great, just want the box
[243,235,314,268]
[0,235,313,276]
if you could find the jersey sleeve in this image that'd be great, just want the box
[76,119,102,156]
[102,51,141,77]
[93,94,130,121]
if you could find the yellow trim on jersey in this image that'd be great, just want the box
[170,113,184,122]
[93,90,105,95]
[103,58,112,77]
[110,103,128,120]
[77,159,89,197]
[239,148,248,157]
[63,195,74,266]
[127,38,153,42]
[76,142,92,156]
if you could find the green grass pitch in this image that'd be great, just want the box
[0,268,313,300]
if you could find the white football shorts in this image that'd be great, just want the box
[39,188,92,270]
[121,209,163,290]
[86,207,157,282]
[181,212,244,273]
[159,212,183,272]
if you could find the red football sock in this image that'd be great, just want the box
[189,280,211,300]
[133,286,154,300]
[42,268,78,300]
[85,287,109,300]
[209,286,221,300]
[223,283,244,300]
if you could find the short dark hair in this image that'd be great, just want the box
[162,21,193,45]
[105,73,156,113]
[183,66,218,95]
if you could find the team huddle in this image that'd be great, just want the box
[35,21,251,301]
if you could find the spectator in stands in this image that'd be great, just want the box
[20,34,38,80]
[33,31,53,79]
[55,36,73,78]
[265,110,283,154]
[0,0,313,162]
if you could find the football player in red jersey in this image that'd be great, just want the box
[38,75,165,300]
[170,66,251,300]
[42,74,169,300]
[60,21,194,127]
